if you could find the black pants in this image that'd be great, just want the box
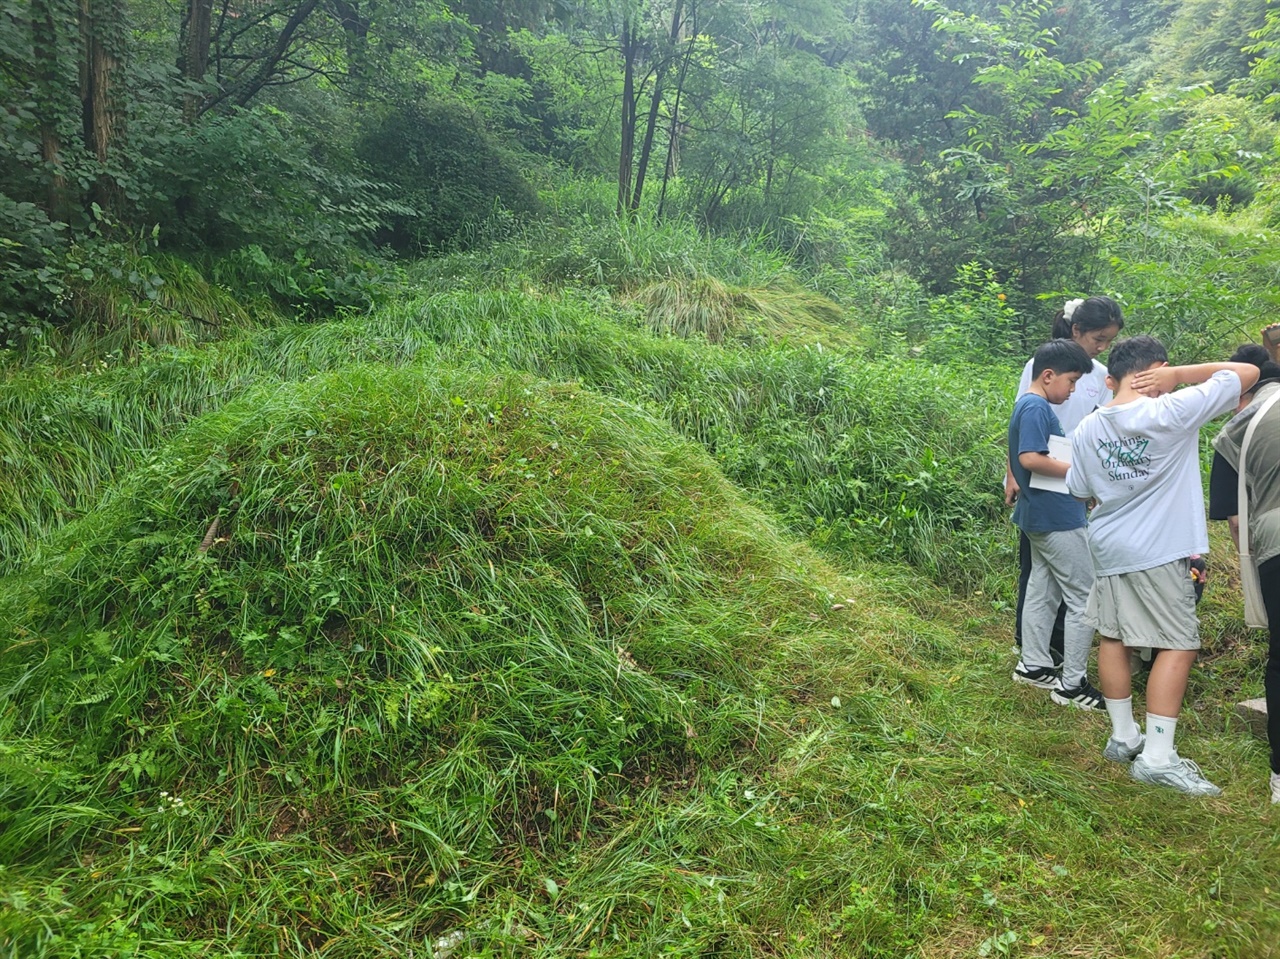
[1015,530,1066,664]
[1260,554,1280,776]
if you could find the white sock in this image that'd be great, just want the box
[1142,713,1179,766]
[1104,697,1141,745]
[1270,772,1280,805]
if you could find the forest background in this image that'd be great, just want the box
[3,0,1280,956]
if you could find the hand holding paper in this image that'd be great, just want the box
[1028,435,1071,494]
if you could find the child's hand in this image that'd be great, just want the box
[1129,364,1179,397]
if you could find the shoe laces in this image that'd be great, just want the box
[1175,756,1207,779]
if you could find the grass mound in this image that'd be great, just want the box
[1,290,1010,593]
[630,275,850,346]
[4,286,1280,957]
[0,362,830,953]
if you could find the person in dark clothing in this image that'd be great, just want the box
[1208,332,1280,803]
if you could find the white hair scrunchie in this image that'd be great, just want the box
[1063,298,1084,320]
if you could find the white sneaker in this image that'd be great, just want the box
[1271,772,1280,805]
[1103,734,1144,763]
[1131,753,1221,797]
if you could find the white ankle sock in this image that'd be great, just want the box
[1104,696,1141,745]
[1142,713,1179,766]
[1270,772,1280,805]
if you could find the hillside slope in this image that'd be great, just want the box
[1,297,1277,958]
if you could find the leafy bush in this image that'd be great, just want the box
[0,193,68,346]
[138,108,406,263]
[1108,205,1280,360]
[358,100,541,253]
[207,244,397,319]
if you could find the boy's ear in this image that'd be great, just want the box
[1105,373,1118,392]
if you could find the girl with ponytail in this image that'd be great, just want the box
[1007,296,1124,663]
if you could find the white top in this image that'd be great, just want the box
[1066,371,1241,575]
[1017,357,1112,435]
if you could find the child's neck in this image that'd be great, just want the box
[1026,383,1051,400]
[1109,381,1147,405]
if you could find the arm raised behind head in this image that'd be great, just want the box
[1129,362,1260,397]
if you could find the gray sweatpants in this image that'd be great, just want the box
[1022,527,1095,687]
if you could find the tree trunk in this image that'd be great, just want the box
[630,0,684,215]
[330,0,372,90]
[617,18,637,218]
[79,0,125,211]
[179,0,214,120]
[230,0,322,109]
[656,16,696,220]
[32,0,71,221]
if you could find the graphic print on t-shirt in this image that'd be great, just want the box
[1094,435,1152,481]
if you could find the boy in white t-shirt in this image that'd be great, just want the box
[1067,336,1259,796]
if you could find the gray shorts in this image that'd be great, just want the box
[1085,558,1200,650]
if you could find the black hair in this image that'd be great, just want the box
[1246,359,1280,394]
[1226,344,1279,396]
[1107,335,1169,382]
[1051,295,1125,340]
[1030,339,1094,378]
[1230,343,1270,366]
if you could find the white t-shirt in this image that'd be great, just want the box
[1017,357,1112,435]
[1066,371,1241,576]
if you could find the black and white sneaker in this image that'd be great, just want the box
[1012,662,1060,690]
[1051,679,1106,711]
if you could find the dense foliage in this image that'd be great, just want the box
[3,0,1279,350]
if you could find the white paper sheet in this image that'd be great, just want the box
[1028,434,1071,494]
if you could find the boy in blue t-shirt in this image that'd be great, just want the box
[1008,340,1104,709]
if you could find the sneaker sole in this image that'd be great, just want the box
[1050,690,1105,710]
[1012,671,1059,690]
[1131,763,1222,797]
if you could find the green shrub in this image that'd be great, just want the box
[358,100,540,253]
[0,194,66,346]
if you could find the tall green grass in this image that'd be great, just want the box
[0,289,1009,591]
[408,214,802,294]
[0,363,833,955]
[3,284,1279,957]
[48,252,258,361]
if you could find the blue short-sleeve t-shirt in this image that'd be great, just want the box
[1009,393,1087,532]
